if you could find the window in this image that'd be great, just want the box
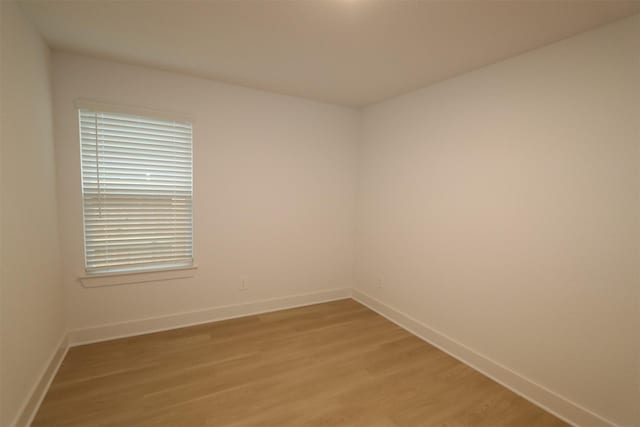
[79,107,193,274]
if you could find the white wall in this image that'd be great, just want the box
[0,3,66,426]
[357,14,639,427]
[52,53,359,334]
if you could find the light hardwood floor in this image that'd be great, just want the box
[33,299,567,426]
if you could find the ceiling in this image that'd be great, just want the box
[18,0,640,108]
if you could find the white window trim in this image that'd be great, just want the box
[76,99,197,285]
[79,265,198,288]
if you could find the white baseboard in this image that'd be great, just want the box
[352,289,617,427]
[11,333,69,427]
[68,287,352,346]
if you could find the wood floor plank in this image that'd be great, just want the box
[32,299,568,426]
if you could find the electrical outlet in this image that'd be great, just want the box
[240,277,248,291]
[376,278,383,289]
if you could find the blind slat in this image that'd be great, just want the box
[80,108,193,274]
[81,157,192,169]
[80,111,191,129]
[86,257,192,271]
[85,238,192,249]
[80,121,193,137]
[81,139,192,154]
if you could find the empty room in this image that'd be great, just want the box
[1,1,638,426]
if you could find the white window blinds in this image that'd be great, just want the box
[79,108,193,274]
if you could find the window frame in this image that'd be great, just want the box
[75,100,196,284]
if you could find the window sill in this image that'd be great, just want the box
[79,265,198,288]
